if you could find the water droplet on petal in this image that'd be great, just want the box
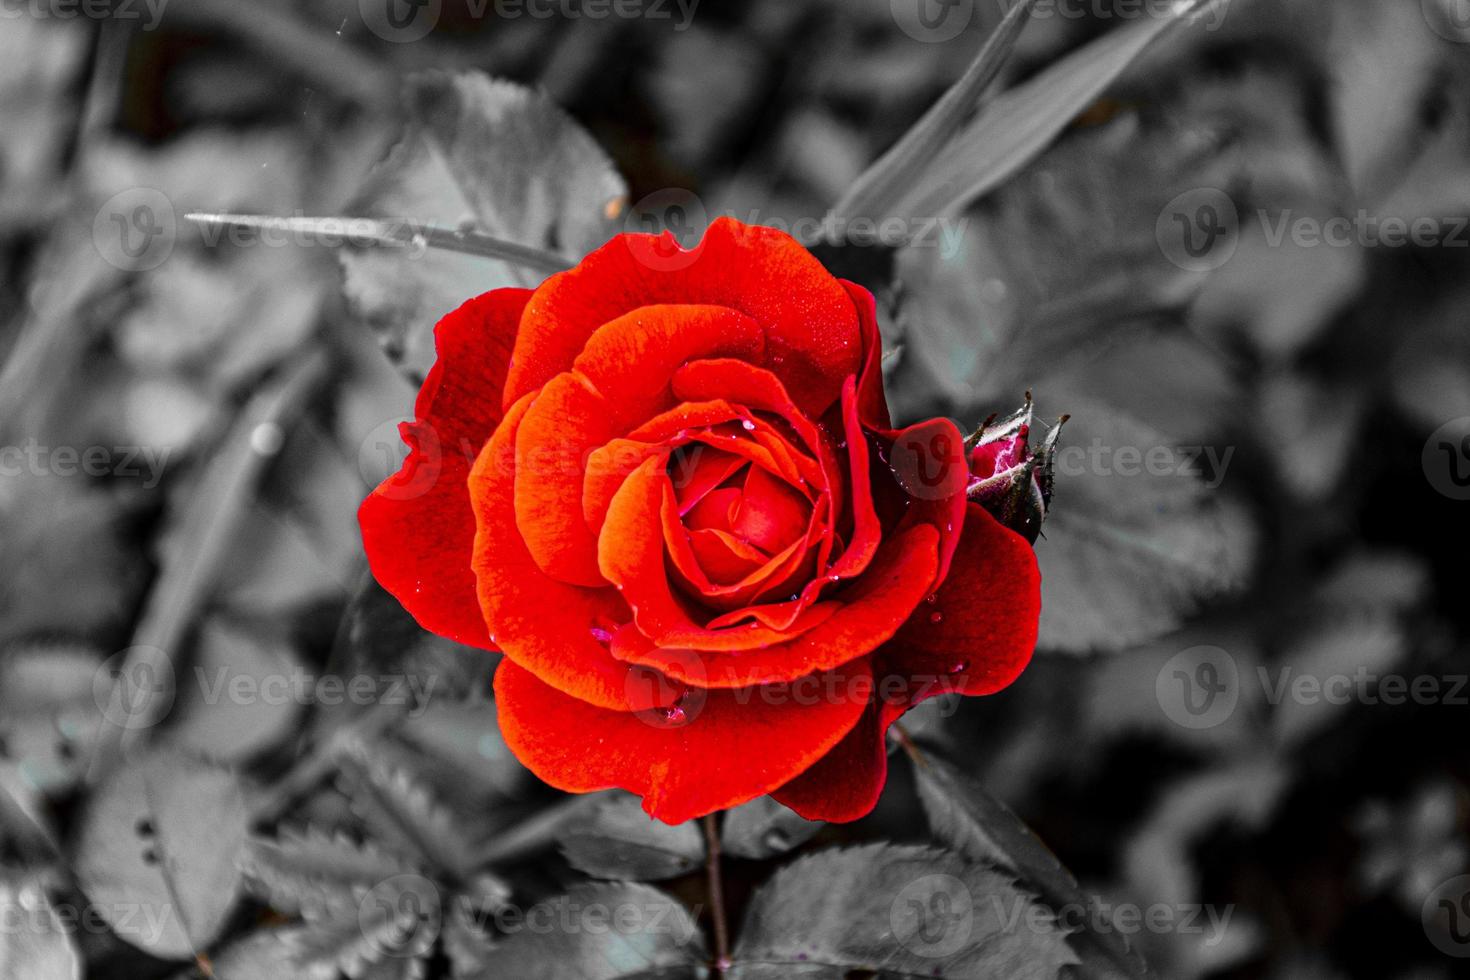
[928,611,944,624]
[741,419,756,431]
[589,626,613,646]
[950,660,969,673]
[924,593,938,604]
[660,703,686,725]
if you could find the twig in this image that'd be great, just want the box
[185,212,575,275]
[890,721,928,770]
[469,793,599,867]
[703,813,732,977]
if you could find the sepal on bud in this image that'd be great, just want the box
[965,394,1064,544]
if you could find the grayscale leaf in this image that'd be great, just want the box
[721,795,823,861]
[462,882,707,980]
[241,824,421,922]
[913,749,1149,979]
[341,71,627,382]
[558,792,704,881]
[729,843,1076,980]
[73,748,248,958]
[0,879,81,980]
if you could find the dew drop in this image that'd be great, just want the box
[589,626,614,646]
[660,702,687,725]
[741,419,756,431]
[928,611,944,624]
[924,593,938,604]
[950,660,969,674]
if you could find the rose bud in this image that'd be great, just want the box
[966,396,1064,544]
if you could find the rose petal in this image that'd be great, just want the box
[878,502,1041,696]
[359,288,530,648]
[774,504,1042,822]
[504,217,861,417]
[616,523,941,688]
[470,394,674,710]
[599,455,833,649]
[494,657,873,824]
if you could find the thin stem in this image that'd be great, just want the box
[891,721,928,770]
[702,813,732,976]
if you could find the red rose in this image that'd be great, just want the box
[359,217,1040,824]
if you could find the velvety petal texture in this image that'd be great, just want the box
[358,218,1042,824]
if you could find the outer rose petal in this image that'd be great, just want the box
[843,279,892,430]
[470,394,676,711]
[494,658,874,824]
[503,217,862,418]
[774,504,1041,822]
[359,288,531,648]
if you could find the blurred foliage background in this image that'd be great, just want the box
[1,0,1468,978]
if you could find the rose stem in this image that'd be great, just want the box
[891,721,929,770]
[702,812,733,975]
